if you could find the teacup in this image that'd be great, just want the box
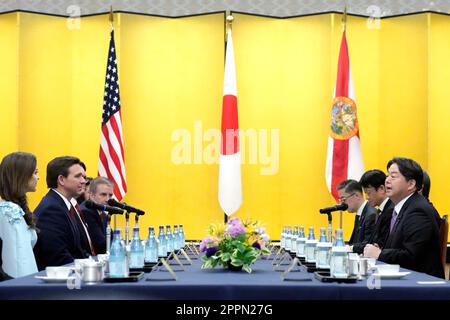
[46,266,72,279]
[374,264,400,274]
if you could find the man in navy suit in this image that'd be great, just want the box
[81,177,114,254]
[337,179,377,255]
[360,169,394,248]
[34,156,90,270]
[364,157,443,278]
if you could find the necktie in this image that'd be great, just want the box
[68,205,77,225]
[72,205,96,256]
[389,210,398,233]
[375,208,382,223]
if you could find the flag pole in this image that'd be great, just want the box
[338,3,347,232]
[223,10,233,224]
[109,5,114,27]
[342,3,347,32]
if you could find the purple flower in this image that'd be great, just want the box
[205,247,219,257]
[225,223,246,238]
[229,217,240,225]
[200,237,213,252]
[252,242,261,250]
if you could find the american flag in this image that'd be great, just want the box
[98,29,127,200]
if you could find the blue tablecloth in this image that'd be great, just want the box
[0,257,449,300]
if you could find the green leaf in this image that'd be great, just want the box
[243,265,252,273]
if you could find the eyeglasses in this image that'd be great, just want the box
[339,193,356,203]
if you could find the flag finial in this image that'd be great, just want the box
[109,5,114,26]
[225,10,233,42]
[342,3,347,32]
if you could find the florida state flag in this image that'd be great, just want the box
[325,31,364,201]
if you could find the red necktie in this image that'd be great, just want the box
[72,204,96,256]
[68,206,77,225]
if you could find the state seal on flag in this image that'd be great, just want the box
[330,96,359,140]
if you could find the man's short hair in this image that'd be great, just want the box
[89,176,114,194]
[387,157,423,191]
[336,179,363,194]
[360,170,387,190]
[46,156,85,189]
[421,170,431,200]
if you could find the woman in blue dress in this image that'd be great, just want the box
[0,152,39,279]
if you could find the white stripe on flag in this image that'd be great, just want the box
[223,31,237,96]
[325,136,334,192]
[100,133,126,196]
[218,152,242,216]
[347,136,364,181]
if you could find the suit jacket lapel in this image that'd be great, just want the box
[48,190,81,249]
[384,194,416,247]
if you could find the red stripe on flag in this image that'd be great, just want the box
[99,146,122,200]
[335,31,350,98]
[101,125,127,193]
[330,139,349,201]
[110,113,125,158]
[221,94,239,155]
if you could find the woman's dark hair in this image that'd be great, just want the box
[0,152,37,228]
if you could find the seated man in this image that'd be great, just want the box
[364,157,443,278]
[337,179,377,254]
[360,169,394,248]
[81,177,114,254]
[34,156,91,270]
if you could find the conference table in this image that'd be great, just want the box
[0,255,449,300]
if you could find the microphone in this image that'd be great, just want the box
[319,203,348,214]
[107,199,145,216]
[85,200,124,215]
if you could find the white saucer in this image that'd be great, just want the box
[35,275,71,283]
[373,272,411,279]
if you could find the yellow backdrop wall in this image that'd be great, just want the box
[0,12,448,241]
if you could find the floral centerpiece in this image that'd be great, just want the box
[200,217,270,273]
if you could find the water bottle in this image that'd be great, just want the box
[144,227,158,263]
[108,229,128,277]
[296,226,306,258]
[173,225,180,251]
[130,227,144,268]
[285,226,292,252]
[316,227,332,269]
[330,229,349,278]
[166,225,173,254]
[179,224,185,247]
[157,225,167,258]
[280,226,286,249]
[291,226,299,253]
[305,227,317,263]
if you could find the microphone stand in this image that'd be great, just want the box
[125,211,130,247]
[134,214,139,228]
[325,213,333,243]
[106,214,111,254]
[339,210,343,230]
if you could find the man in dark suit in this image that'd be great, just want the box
[337,179,377,254]
[81,177,114,254]
[34,156,91,270]
[364,157,444,278]
[360,169,394,248]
